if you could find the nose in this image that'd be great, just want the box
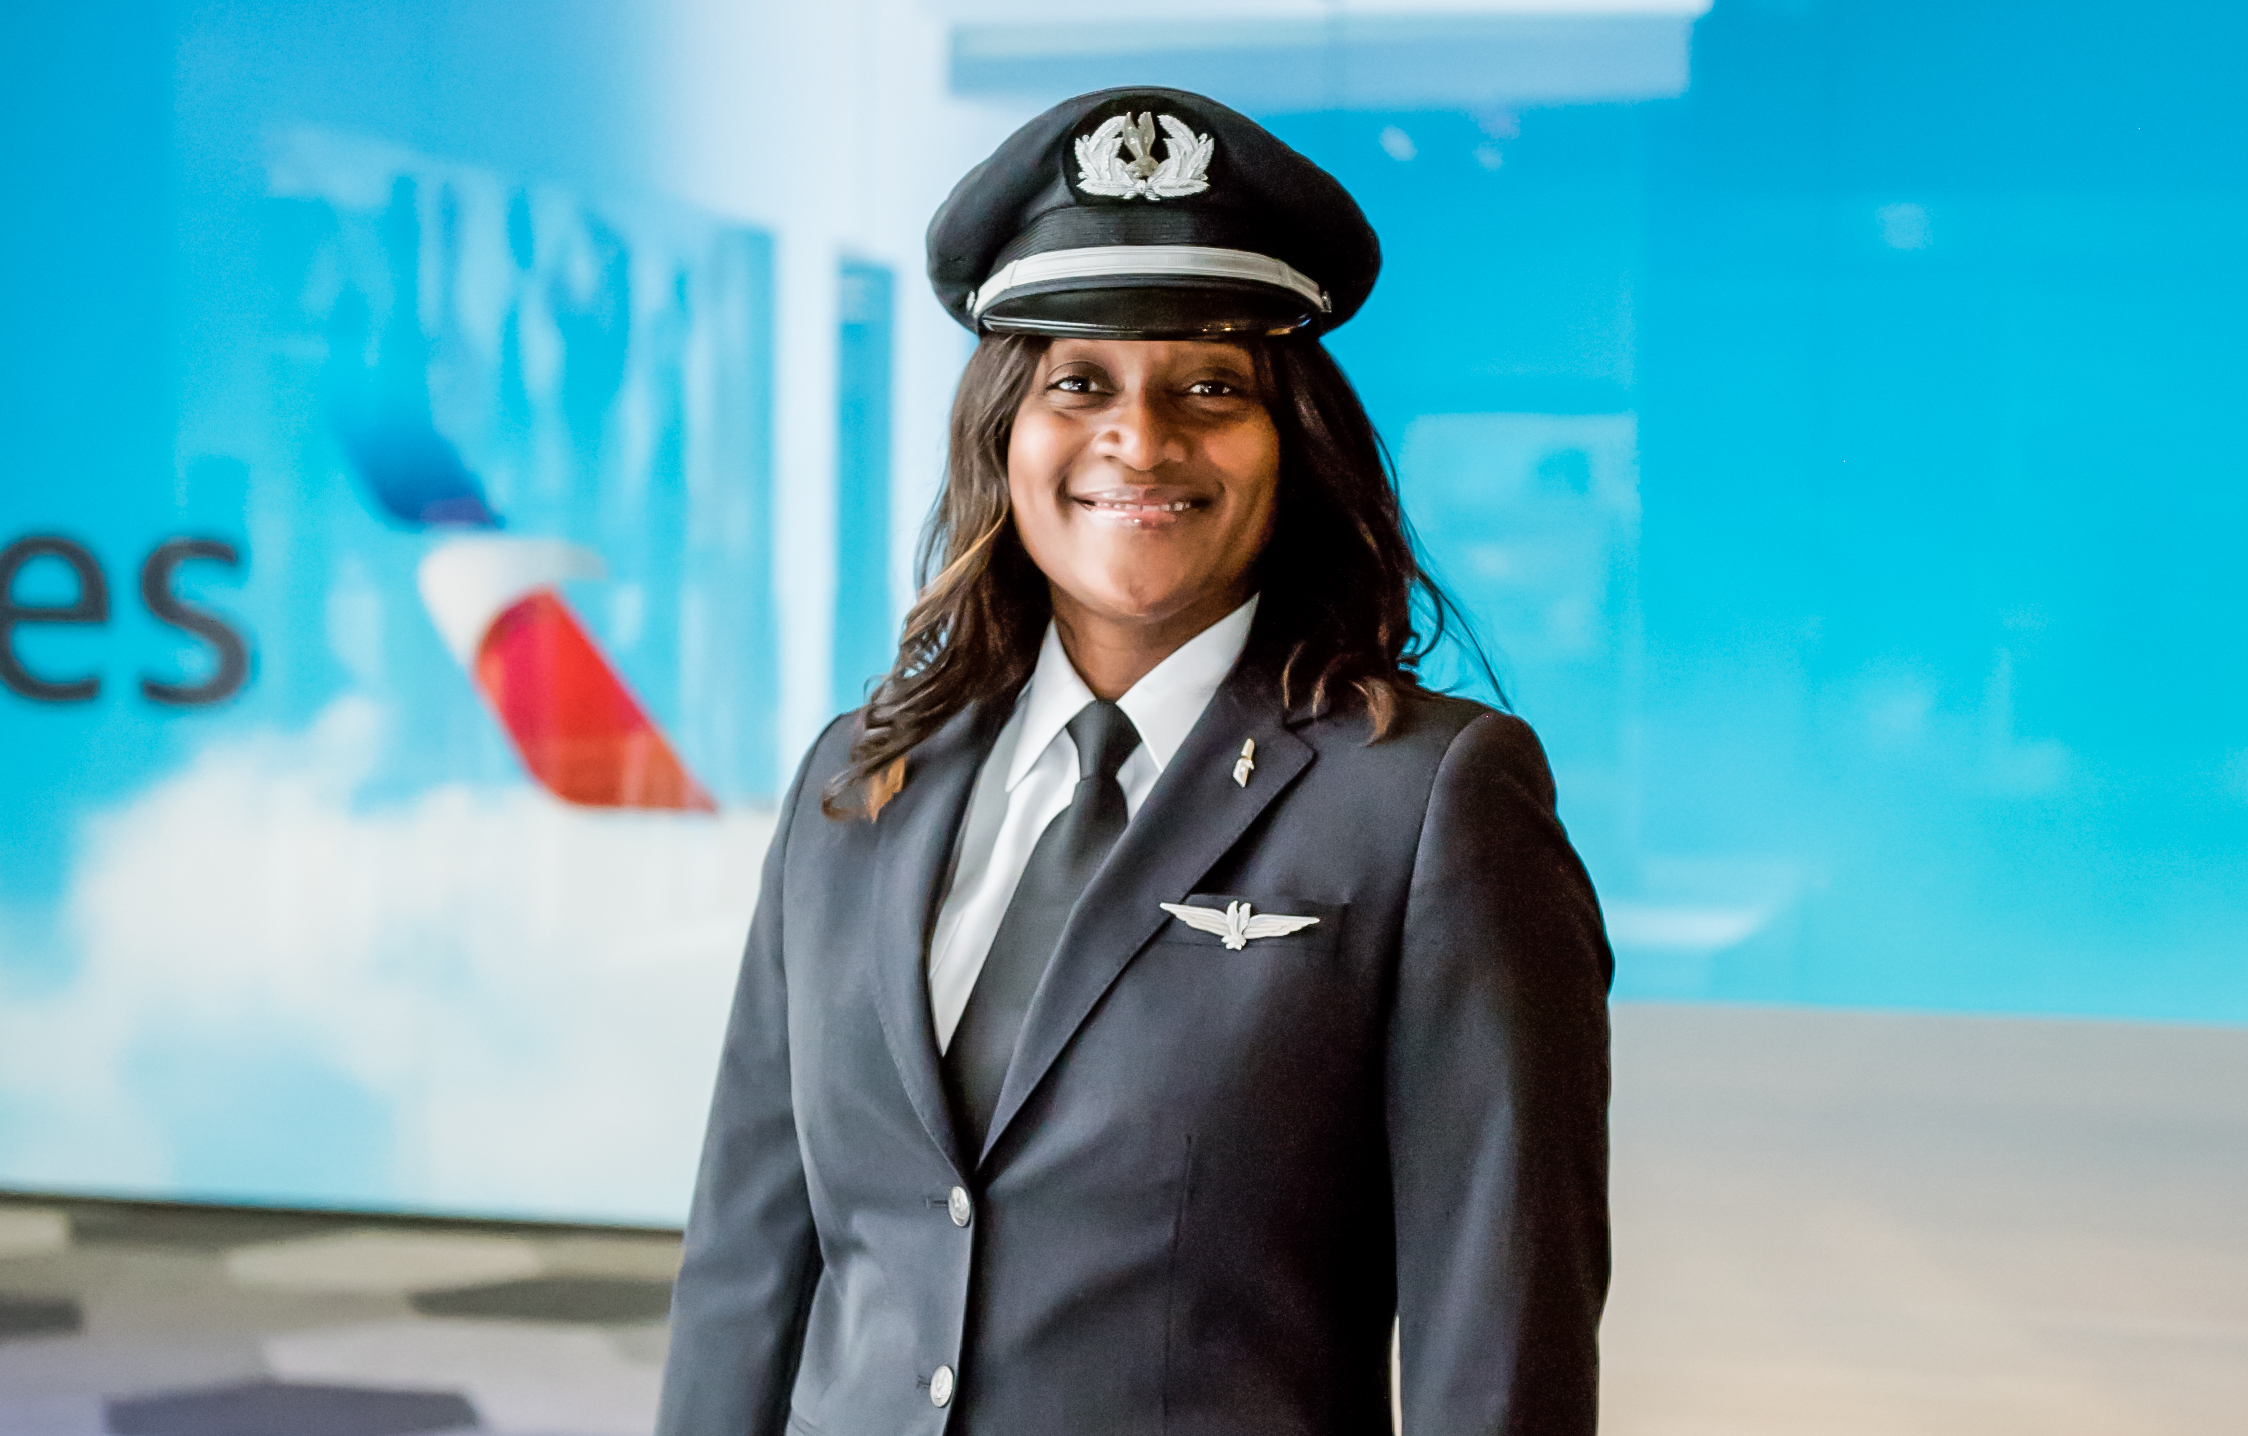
[1091,388,1186,473]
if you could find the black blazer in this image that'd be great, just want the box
[658,630,1612,1436]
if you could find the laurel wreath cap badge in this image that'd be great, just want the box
[1075,112,1216,202]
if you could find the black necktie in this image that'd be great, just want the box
[944,700,1142,1157]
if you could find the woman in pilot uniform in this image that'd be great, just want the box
[659,88,1611,1436]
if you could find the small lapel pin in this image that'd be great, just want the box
[1232,738,1256,788]
[1160,899,1320,950]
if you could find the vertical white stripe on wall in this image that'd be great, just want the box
[773,229,841,756]
[646,0,1043,764]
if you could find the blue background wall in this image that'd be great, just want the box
[1278,2,2248,1020]
[2,0,2242,1219]
[834,260,897,717]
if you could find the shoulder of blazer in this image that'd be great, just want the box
[1426,705,1561,819]
[1292,689,1554,819]
[779,695,1016,837]
[1293,684,1502,764]
[773,710,864,833]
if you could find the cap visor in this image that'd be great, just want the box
[978,278,1318,339]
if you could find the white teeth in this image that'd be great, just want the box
[1086,500,1193,512]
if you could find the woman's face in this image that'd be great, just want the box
[1008,338,1281,636]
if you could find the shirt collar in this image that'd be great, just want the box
[1003,594,1259,793]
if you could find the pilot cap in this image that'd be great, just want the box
[927,87,1380,339]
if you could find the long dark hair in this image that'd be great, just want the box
[821,333,1495,819]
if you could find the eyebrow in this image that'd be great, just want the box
[1182,362,1256,385]
[1039,352,1257,384]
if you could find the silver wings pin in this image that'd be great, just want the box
[1158,899,1320,950]
[1075,112,1215,201]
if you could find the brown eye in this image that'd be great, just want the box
[1185,378,1249,399]
[1048,373,1098,394]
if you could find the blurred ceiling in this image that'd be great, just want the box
[931,0,1707,110]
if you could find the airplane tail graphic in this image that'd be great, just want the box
[418,538,716,812]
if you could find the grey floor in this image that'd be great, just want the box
[1603,1005,2248,1436]
[0,1205,679,1436]
[2,1005,2243,1434]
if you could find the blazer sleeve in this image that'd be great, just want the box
[1389,711,1613,1435]
[656,739,828,1436]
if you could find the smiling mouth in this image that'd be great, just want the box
[1072,488,1209,527]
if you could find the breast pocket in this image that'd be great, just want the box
[1156,893,1345,955]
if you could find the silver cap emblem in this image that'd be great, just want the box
[1076,112,1215,202]
[1159,899,1320,950]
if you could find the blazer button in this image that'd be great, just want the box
[930,1364,956,1407]
[947,1186,973,1227]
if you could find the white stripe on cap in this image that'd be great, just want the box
[969,244,1330,319]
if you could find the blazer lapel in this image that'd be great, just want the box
[978,650,1314,1165]
[867,699,1007,1175]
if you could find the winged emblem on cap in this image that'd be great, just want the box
[1159,899,1320,950]
[1076,113,1215,201]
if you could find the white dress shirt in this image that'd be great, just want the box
[926,595,1258,1053]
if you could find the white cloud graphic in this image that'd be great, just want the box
[0,698,775,1223]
